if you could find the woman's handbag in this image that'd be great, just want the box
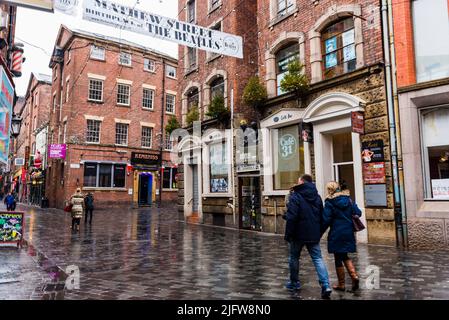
[64,203,73,212]
[352,214,365,232]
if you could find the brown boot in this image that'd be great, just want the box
[343,259,359,291]
[333,267,346,291]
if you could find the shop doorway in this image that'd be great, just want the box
[191,164,199,213]
[138,173,153,206]
[332,132,356,201]
[238,176,261,231]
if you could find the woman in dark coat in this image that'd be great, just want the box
[322,181,362,292]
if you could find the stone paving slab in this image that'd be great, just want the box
[3,203,449,300]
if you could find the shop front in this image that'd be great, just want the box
[130,151,160,207]
[29,169,45,205]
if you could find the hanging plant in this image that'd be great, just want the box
[242,76,268,108]
[280,60,309,96]
[186,106,199,126]
[165,116,181,134]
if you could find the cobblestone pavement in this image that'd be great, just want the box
[3,203,449,300]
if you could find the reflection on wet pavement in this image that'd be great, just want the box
[4,203,449,300]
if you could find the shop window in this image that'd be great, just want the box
[272,124,304,190]
[321,17,356,79]
[209,141,228,193]
[422,107,449,199]
[84,162,126,188]
[276,43,299,95]
[413,0,449,82]
[163,167,178,189]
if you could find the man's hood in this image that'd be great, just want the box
[292,182,320,202]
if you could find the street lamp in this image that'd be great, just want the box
[10,113,22,138]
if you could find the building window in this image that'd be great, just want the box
[86,120,101,143]
[413,0,449,82]
[209,141,228,193]
[63,122,67,144]
[321,17,356,79]
[277,0,295,17]
[144,58,155,72]
[115,123,129,146]
[187,88,199,111]
[422,107,449,199]
[272,124,304,190]
[187,0,195,23]
[187,47,197,70]
[34,92,39,106]
[65,80,70,102]
[166,65,177,78]
[88,79,104,102]
[33,116,37,130]
[53,94,57,112]
[84,163,126,188]
[207,22,222,60]
[210,0,220,11]
[166,94,175,114]
[142,88,154,110]
[141,126,153,148]
[119,52,132,66]
[90,45,105,60]
[210,76,225,98]
[164,135,173,151]
[163,167,178,189]
[276,43,299,95]
[117,84,131,106]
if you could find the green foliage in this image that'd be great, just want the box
[165,116,181,134]
[186,107,199,126]
[206,95,229,119]
[242,76,268,108]
[280,60,309,95]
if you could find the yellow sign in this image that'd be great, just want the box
[3,0,53,12]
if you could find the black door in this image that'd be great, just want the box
[139,174,151,205]
[239,176,261,231]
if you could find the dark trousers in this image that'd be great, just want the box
[334,253,350,268]
[72,218,81,230]
[85,209,93,223]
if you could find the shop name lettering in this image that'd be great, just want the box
[84,0,241,56]
[280,134,296,158]
[134,154,158,160]
[273,114,293,123]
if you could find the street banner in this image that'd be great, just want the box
[49,144,66,159]
[82,0,243,58]
[0,65,14,166]
[1,0,53,12]
[0,212,23,244]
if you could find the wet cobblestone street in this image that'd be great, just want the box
[2,203,449,300]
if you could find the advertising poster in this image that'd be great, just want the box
[48,144,67,159]
[363,162,386,184]
[0,66,14,165]
[0,212,24,243]
[431,179,449,199]
[361,140,385,163]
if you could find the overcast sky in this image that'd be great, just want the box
[14,0,179,96]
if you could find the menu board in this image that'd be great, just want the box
[0,212,24,244]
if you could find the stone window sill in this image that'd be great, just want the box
[206,54,221,64]
[82,187,127,192]
[268,8,298,29]
[184,67,198,77]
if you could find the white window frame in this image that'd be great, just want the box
[63,121,67,144]
[86,119,102,144]
[115,122,129,146]
[166,92,176,114]
[143,58,156,72]
[116,83,131,106]
[88,78,104,102]
[187,0,196,23]
[209,0,221,13]
[201,129,233,197]
[90,45,105,61]
[142,88,155,110]
[119,52,132,66]
[166,65,177,79]
[141,126,153,149]
[162,167,178,190]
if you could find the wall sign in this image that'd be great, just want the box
[49,144,67,159]
[431,179,449,199]
[364,184,387,207]
[83,0,243,58]
[279,134,297,160]
[363,162,386,184]
[351,111,364,134]
[0,66,14,165]
[14,158,24,166]
[131,152,160,166]
[362,140,384,163]
[237,163,260,173]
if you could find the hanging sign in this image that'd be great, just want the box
[361,140,384,163]
[82,0,243,58]
[351,111,364,134]
[2,0,53,12]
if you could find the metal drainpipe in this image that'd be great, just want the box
[387,0,408,247]
[381,0,405,247]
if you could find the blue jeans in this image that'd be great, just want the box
[288,241,330,288]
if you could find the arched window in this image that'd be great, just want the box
[187,87,199,111]
[321,17,356,79]
[275,43,299,95]
[210,77,225,98]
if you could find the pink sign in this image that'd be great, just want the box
[49,144,66,159]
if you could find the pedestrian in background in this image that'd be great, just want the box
[283,174,332,299]
[70,188,84,232]
[322,181,361,292]
[4,193,15,211]
[84,192,94,224]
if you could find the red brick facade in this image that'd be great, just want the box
[46,26,180,209]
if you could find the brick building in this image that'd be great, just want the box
[178,0,402,246]
[12,73,52,204]
[393,0,449,248]
[46,25,180,209]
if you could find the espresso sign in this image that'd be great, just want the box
[131,152,160,166]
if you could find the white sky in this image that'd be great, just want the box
[14,0,179,96]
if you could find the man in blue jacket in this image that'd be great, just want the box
[284,174,332,299]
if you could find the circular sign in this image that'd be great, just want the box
[279,134,297,160]
[54,0,78,12]
[223,36,239,55]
